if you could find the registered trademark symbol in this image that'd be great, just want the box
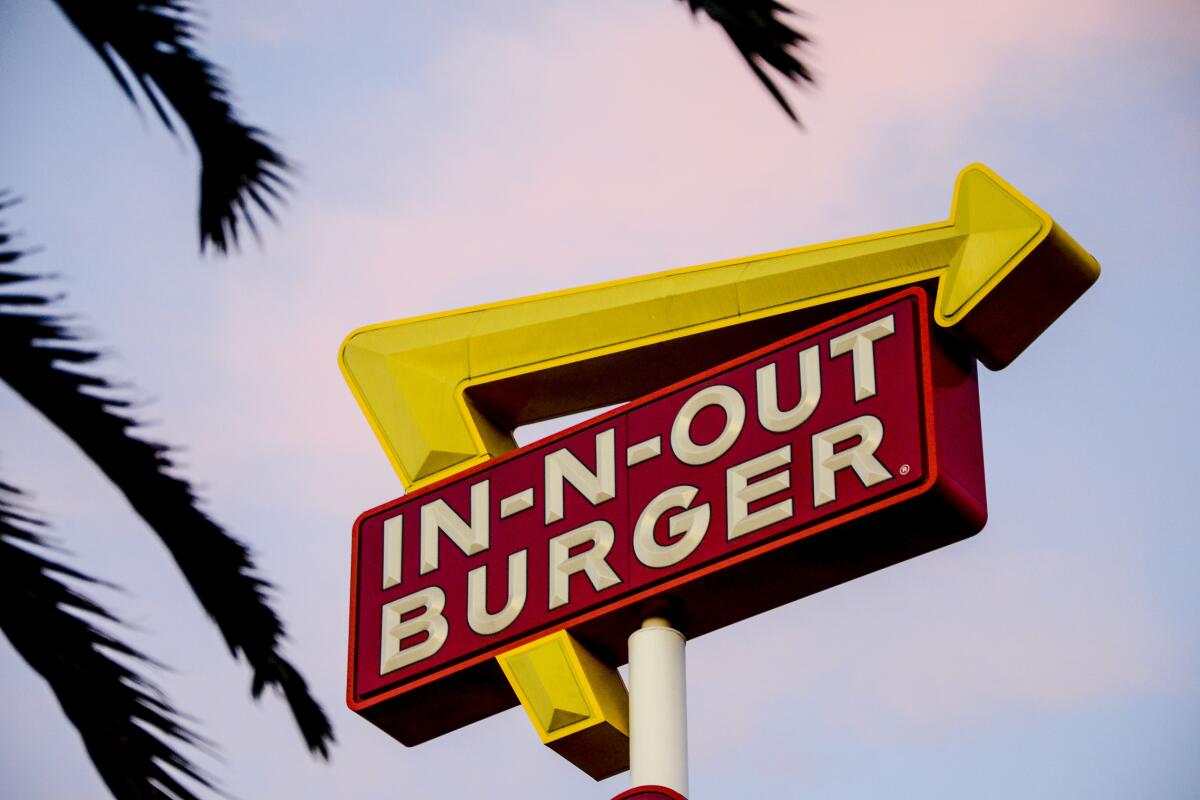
[899,464,910,475]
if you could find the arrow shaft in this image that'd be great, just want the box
[469,225,964,392]
[342,164,1094,490]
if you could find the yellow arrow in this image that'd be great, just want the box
[340,163,1099,491]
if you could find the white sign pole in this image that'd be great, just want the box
[628,616,689,797]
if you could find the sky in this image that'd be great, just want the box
[1,0,1198,797]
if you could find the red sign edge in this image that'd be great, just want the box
[610,787,689,800]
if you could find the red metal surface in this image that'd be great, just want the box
[347,288,987,745]
[609,787,688,800]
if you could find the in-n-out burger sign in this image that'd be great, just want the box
[349,289,987,743]
[340,166,1103,774]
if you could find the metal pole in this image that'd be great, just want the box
[628,616,688,797]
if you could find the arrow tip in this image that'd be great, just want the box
[938,164,1100,369]
[942,165,1049,320]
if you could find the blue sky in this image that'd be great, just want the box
[1,0,1198,797]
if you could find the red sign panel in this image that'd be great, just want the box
[348,288,986,744]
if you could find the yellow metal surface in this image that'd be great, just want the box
[340,162,1099,491]
[503,637,592,733]
[496,631,631,780]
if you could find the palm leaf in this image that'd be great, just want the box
[681,0,815,122]
[0,479,215,800]
[50,0,291,253]
[0,200,333,758]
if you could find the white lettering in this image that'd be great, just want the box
[727,445,793,539]
[829,315,895,401]
[671,384,746,466]
[756,345,822,432]
[420,480,490,575]
[380,587,448,674]
[811,415,892,506]
[548,521,621,609]
[633,485,711,568]
[545,429,616,524]
[382,515,403,589]
[467,551,528,635]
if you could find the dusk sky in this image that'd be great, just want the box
[1,0,1197,797]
